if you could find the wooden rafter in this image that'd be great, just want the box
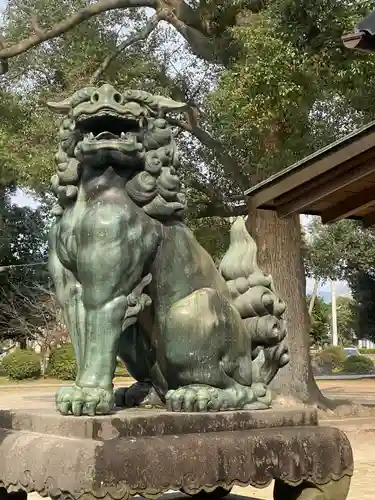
[342,32,375,53]
[274,156,375,218]
[321,186,375,224]
[364,211,375,228]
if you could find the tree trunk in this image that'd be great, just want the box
[40,346,49,377]
[19,338,27,350]
[247,209,332,408]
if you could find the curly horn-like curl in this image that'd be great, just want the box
[47,87,97,114]
[154,95,188,113]
[123,89,188,114]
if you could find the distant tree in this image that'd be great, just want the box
[336,296,356,345]
[307,295,330,347]
[305,218,375,344]
[305,217,375,282]
[350,270,375,343]
[0,281,68,373]
[0,189,52,345]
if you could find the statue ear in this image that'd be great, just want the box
[46,98,71,114]
[154,96,188,114]
[47,87,97,114]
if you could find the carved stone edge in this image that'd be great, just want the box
[0,424,353,500]
[0,470,354,500]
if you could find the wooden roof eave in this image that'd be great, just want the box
[244,120,375,226]
[342,31,375,53]
[342,8,375,53]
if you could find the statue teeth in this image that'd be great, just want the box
[88,132,94,139]
[121,132,126,139]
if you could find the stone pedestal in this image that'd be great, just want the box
[0,406,353,500]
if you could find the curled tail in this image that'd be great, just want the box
[219,217,289,385]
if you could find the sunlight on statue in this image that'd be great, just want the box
[47,84,289,416]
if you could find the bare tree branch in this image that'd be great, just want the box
[184,173,224,203]
[90,13,160,83]
[0,0,157,75]
[157,0,240,65]
[194,202,247,219]
[154,68,250,193]
[158,6,218,62]
[0,343,16,354]
[0,0,253,75]
[0,280,66,347]
[168,115,249,192]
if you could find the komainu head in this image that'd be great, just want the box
[48,84,188,220]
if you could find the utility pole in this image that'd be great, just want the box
[330,279,338,346]
[308,278,319,317]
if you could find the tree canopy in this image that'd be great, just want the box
[350,270,375,342]
[308,295,330,347]
[2,0,375,406]
[1,0,374,200]
[305,217,375,342]
[305,217,375,282]
[0,189,51,343]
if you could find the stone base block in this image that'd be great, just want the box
[0,406,353,500]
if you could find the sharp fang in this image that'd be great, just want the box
[121,132,126,139]
[88,132,94,139]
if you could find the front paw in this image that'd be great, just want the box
[56,385,115,416]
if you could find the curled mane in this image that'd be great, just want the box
[50,116,187,221]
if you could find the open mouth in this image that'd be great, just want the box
[75,110,142,140]
[73,109,146,164]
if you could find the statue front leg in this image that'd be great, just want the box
[49,224,86,382]
[55,204,159,416]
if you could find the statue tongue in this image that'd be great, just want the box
[95,131,118,140]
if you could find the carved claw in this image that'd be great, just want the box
[251,343,290,385]
[56,385,114,416]
[122,273,152,330]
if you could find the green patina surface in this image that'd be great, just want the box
[47,84,289,416]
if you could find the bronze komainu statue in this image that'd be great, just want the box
[47,84,289,416]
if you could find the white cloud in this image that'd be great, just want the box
[306,277,351,300]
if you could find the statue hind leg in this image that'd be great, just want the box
[115,324,164,408]
[162,288,272,412]
[52,204,160,416]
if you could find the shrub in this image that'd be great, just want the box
[48,344,77,380]
[313,346,347,374]
[1,349,41,380]
[359,348,375,354]
[0,359,7,377]
[343,355,375,374]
